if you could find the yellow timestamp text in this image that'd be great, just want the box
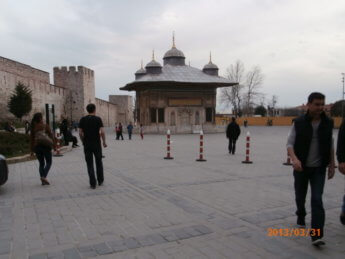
[267,228,321,237]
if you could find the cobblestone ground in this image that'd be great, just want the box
[1,126,344,259]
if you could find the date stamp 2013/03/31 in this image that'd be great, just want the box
[267,228,321,237]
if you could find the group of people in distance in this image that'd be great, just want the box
[60,118,79,148]
[114,122,144,140]
[28,91,344,247]
[4,122,16,133]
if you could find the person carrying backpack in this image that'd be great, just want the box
[30,113,55,185]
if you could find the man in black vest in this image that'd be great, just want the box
[287,92,335,246]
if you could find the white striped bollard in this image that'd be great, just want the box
[54,129,63,157]
[164,129,174,159]
[242,131,252,164]
[196,130,206,162]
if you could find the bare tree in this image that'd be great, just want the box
[220,60,245,117]
[244,66,264,116]
[268,95,278,116]
[221,61,264,117]
[259,95,266,106]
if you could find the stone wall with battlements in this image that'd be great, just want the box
[95,98,118,127]
[0,56,67,122]
[53,66,95,123]
[0,56,130,129]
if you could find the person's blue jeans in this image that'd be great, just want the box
[35,146,52,178]
[293,167,326,240]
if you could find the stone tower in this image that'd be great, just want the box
[53,66,95,122]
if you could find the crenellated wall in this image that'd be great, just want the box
[0,56,132,129]
[53,66,95,123]
[0,57,67,121]
[95,98,118,127]
[0,57,50,83]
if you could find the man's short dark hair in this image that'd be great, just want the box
[308,92,325,104]
[86,103,96,113]
[232,117,236,122]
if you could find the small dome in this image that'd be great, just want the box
[135,66,146,80]
[145,60,162,68]
[203,62,218,70]
[145,51,162,74]
[163,47,185,66]
[163,33,186,65]
[134,61,147,79]
[135,68,146,75]
[163,47,185,59]
[202,53,219,76]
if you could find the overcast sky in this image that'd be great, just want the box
[1,0,345,110]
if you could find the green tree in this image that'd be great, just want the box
[7,82,32,120]
[330,100,345,117]
[254,105,267,116]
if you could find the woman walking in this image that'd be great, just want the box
[30,113,55,185]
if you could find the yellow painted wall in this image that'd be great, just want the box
[216,116,343,128]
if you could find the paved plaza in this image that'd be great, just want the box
[1,126,345,259]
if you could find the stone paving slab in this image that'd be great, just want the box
[1,126,345,258]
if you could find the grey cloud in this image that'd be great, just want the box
[1,0,345,106]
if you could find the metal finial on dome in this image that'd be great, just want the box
[209,52,212,63]
[141,59,143,69]
[152,50,155,61]
[172,31,176,48]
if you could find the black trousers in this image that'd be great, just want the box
[294,167,326,240]
[62,132,69,146]
[84,145,104,187]
[71,136,78,146]
[228,138,237,154]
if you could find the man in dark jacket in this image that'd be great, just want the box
[226,117,241,154]
[287,92,335,247]
[336,120,345,225]
[60,118,69,146]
